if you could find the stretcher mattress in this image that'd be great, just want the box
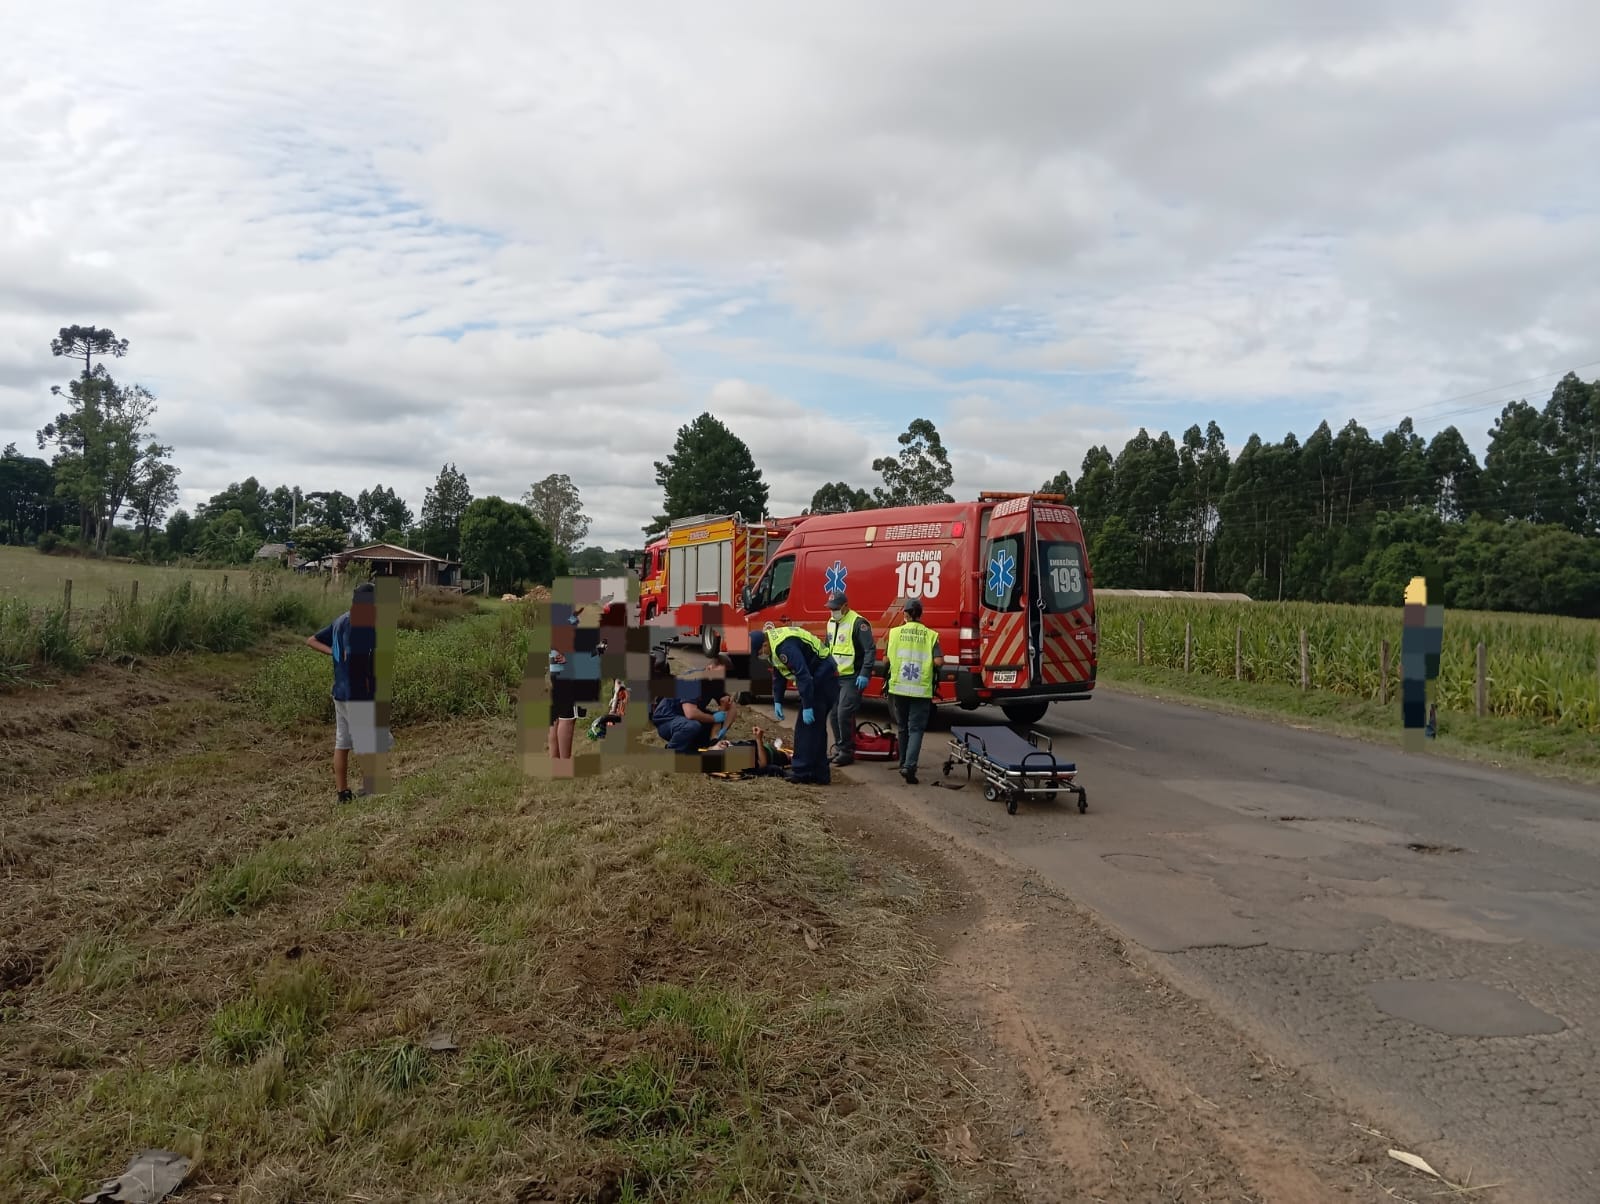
[949,726,1075,773]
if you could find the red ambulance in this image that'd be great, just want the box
[739,491,1096,725]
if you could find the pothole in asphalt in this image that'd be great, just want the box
[1405,842,1466,854]
[1367,979,1566,1037]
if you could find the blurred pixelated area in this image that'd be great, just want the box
[1401,561,1445,753]
[355,575,400,794]
[519,580,757,777]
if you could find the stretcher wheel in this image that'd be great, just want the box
[1006,795,1019,816]
[1077,789,1088,814]
[942,760,953,776]
[984,784,999,802]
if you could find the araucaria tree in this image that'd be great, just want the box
[36,326,173,554]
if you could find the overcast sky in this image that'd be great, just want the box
[3,0,1598,548]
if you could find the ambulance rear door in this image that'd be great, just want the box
[1030,503,1095,692]
[978,496,1034,689]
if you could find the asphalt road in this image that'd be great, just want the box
[856,687,1600,1204]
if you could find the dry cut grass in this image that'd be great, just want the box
[0,660,992,1202]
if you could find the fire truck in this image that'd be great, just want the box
[739,491,1096,726]
[632,512,806,656]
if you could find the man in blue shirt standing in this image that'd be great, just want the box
[306,581,393,803]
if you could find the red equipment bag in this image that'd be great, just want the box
[853,720,899,762]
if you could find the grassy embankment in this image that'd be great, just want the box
[0,602,995,1203]
[0,544,239,606]
[0,546,482,689]
[1096,596,1600,783]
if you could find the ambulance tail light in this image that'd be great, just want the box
[958,610,980,665]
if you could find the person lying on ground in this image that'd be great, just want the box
[705,724,791,772]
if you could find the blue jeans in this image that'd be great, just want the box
[657,716,710,753]
[890,695,931,772]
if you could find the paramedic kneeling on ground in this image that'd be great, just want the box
[650,691,733,753]
[885,597,942,785]
[751,626,840,785]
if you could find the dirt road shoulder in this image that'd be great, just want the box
[821,773,1459,1204]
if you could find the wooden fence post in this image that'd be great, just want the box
[1477,641,1487,717]
[1136,618,1144,666]
[222,574,229,594]
[130,580,139,606]
[1184,622,1192,673]
[1234,625,1242,680]
[1299,628,1309,691]
[1380,639,1389,706]
[63,579,72,615]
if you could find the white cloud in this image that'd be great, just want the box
[3,0,1599,545]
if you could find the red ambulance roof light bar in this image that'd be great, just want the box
[977,491,1067,503]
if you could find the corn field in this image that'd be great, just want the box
[1095,597,1600,732]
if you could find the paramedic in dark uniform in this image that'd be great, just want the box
[823,590,876,767]
[750,626,839,785]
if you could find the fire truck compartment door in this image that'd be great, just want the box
[669,539,734,606]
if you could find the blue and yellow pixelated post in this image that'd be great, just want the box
[1401,565,1445,752]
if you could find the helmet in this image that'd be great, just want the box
[903,597,923,620]
[826,590,847,611]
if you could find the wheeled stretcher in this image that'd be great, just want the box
[941,726,1088,816]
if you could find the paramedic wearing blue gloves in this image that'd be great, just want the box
[822,590,876,766]
[751,625,840,785]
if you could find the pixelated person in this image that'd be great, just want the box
[1401,575,1444,752]
[306,580,394,803]
[547,600,604,761]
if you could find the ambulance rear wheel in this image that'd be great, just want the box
[1001,700,1049,726]
[701,626,721,657]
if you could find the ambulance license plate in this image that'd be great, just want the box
[991,670,1018,684]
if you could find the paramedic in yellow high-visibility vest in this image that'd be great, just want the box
[884,597,942,785]
[823,590,876,767]
[751,624,840,785]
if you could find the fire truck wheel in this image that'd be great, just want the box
[1001,700,1050,726]
[701,626,721,657]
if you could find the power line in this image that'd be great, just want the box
[1392,358,1600,426]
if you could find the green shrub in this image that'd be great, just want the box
[36,604,85,670]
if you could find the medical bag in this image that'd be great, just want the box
[852,720,899,762]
